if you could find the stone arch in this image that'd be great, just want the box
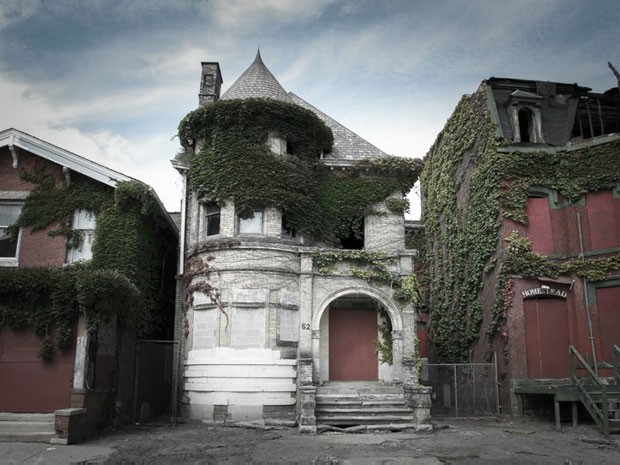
[311,286,405,383]
[311,286,403,332]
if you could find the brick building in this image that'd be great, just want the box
[422,74,620,432]
[173,52,430,432]
[0,128,177,442]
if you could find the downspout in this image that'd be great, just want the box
[577,212,598,375]
[179,170,188,276]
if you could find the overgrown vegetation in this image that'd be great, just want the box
[0,168,175,360]
[312,250,421,365]
[178,98,422,246]
[421,82,620,363]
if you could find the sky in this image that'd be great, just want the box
[1,0,619,218]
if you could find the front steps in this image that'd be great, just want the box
[0,413,56,442]
[315,382,427,432]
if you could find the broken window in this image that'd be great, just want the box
[518,108,534,143]
[339,217,365,250]
[238,210,263,235]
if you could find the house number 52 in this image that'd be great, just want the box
[301,323,311,330]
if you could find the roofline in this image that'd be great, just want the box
[0,128,178,235]
[485,77,592,94]
[0,127,132,187]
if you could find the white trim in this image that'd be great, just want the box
[0,128,131,187]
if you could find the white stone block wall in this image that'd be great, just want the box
[365,193,406,254]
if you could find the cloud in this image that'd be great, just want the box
[0,0,41,30]
[206,0,337,31]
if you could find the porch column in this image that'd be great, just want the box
[72,315,90,389]
[401,303,417,369]
[298,255,314,360]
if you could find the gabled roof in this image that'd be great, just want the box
[0,128,131,187]
[0,128,178,233]
[221,50,292,103]
[289,93,388,160]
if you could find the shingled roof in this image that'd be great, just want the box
[289,93,388,160]
[219,51,388,160]
[221,50,292,102]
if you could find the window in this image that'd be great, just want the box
[281,214,297,239]
[66,208,96,263]
[518,108,534,142]
[267,132,287,155]
[339,217,365,249]
[204,203,221,237]
[0,203,22,263]
[238,210,263,235]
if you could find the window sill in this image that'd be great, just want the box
[0,258,19,267]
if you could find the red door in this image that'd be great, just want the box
[524,299,570,378]
[595,286,620,363]
[329,308,378,381]
[0,327,76,412]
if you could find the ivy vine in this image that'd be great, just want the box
[1,168,176,360]
[421,81,620,363]
[178,98,422,246]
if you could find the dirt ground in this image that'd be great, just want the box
[87,416,620,465]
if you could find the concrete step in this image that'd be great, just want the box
[0,413,55,443]
[317,422,426,433]
[315,414,416,425]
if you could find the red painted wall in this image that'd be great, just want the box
[1,148,75,413]
[0,325,77,412]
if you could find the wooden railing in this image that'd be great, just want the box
[613,344,620,386]
[569,345,610,437]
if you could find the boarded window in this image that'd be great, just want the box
[525,196,554,255]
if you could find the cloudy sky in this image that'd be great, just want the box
[1,0,619,217]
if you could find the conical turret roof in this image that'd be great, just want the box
[221,50,292,102]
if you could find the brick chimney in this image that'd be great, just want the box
[199,62,223,107]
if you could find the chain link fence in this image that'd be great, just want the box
[133,340,180,423]
[426,357,499,417]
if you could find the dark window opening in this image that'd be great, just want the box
[281,214,297,239]
[205,203,221,236]
[202,73,214,87]
[339,217,364,250]
[286,140,293,155]
[518,108,533,142]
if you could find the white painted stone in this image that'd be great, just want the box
[279,308,299,342]
[231,288,267,304]
[280,289,299,307]
[192,308,218,349]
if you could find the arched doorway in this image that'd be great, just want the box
[313,290,402,383]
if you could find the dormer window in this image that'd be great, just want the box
[505,90,544,144]
[518,108,535,143]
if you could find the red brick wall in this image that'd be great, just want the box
[1,148,68,267]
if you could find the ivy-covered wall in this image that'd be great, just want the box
[178,98,422,246]
[421,81,620,366]
[0,164,177,360]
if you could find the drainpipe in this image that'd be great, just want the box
[577,212,598,375]
[171,160,189,276]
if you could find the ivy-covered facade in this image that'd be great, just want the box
[0,128,177,438]
[173,52,430,431]
[421,76,620,411]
